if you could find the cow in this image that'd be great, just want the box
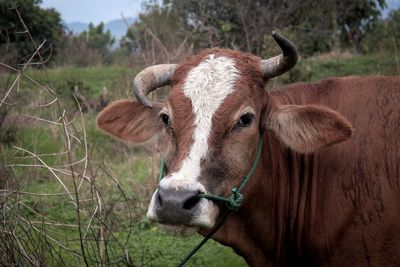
[97,32,400,266]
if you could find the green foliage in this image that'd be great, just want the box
[82,23,115,51]
[121,3,185,64]
[336,0,386,53]
[281,1,339,57]
[56,23,115,66]
[0,0,64,64]
[127,0,387,58]
[165,0,268,54]
[363,8,400,56]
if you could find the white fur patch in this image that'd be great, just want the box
[147,55,239,229]
[172,54,239,183]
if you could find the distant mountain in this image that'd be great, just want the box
[104,18,135,39]
[66,22,89,34]
[65,17,136,39]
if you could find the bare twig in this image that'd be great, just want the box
[11,146,75,203]
[0,6,144,266]
[0,40,47,108]
[0,189,71,197]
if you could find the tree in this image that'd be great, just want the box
[335,0,386,54]
[58,23,115,66]
[164,0,338,56]
[0,0,64,65]
[363,8,400,55]
[148,0,386,56]
[82,23,115,51]
[121,2,188,64]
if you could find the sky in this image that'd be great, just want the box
[41,0,400,24]
[387,0,400,9]
[40,0,143,24]
[385,0,400,15]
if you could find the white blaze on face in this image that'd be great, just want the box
[175,54,239,182]
[147,54,239,228]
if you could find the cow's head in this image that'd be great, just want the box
[97,32,353,236]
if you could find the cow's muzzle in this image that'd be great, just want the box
[153,186,202,225]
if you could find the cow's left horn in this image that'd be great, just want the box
[261,31,298,78]
[133,64,177,108]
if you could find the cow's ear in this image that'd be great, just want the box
[97,99,163,143]
[267,104,354,153]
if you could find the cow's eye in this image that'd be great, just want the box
[234,113,254,130]
[160,113,170,128]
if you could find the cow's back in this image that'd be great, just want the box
[271,76,400,266]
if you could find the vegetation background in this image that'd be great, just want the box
[0,0,399,266]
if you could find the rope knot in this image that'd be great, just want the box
[226,187,243,211]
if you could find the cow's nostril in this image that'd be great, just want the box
[156,191,163,208]
[183,195,201,210]
[155,187,204,223]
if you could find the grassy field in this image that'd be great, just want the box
[0,52,398,266]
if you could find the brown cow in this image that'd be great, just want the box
[97,32,400,266]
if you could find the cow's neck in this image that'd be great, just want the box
[210,131,317,266]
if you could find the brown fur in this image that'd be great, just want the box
[208,75,400,266]
[97,47,400,267]
[268,104,354,153]
[96,99,162,143]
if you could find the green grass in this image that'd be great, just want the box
[273,53,398,87]
[1,119,245,266]
[127,226,247,267]
[22,65,137,98]
[306,53,398,80]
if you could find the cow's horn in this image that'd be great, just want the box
[133,64,177,108]
[261,31,298,78]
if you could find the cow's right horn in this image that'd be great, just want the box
[261,31,298,78]
[133,64,177,108]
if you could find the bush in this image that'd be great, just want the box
[363,9,400,55]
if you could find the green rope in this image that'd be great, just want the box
[159,159,166,181]
[176,210,231,267]
[157,135,264,266]
[198,135,264,211]
[177,134,264,266]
